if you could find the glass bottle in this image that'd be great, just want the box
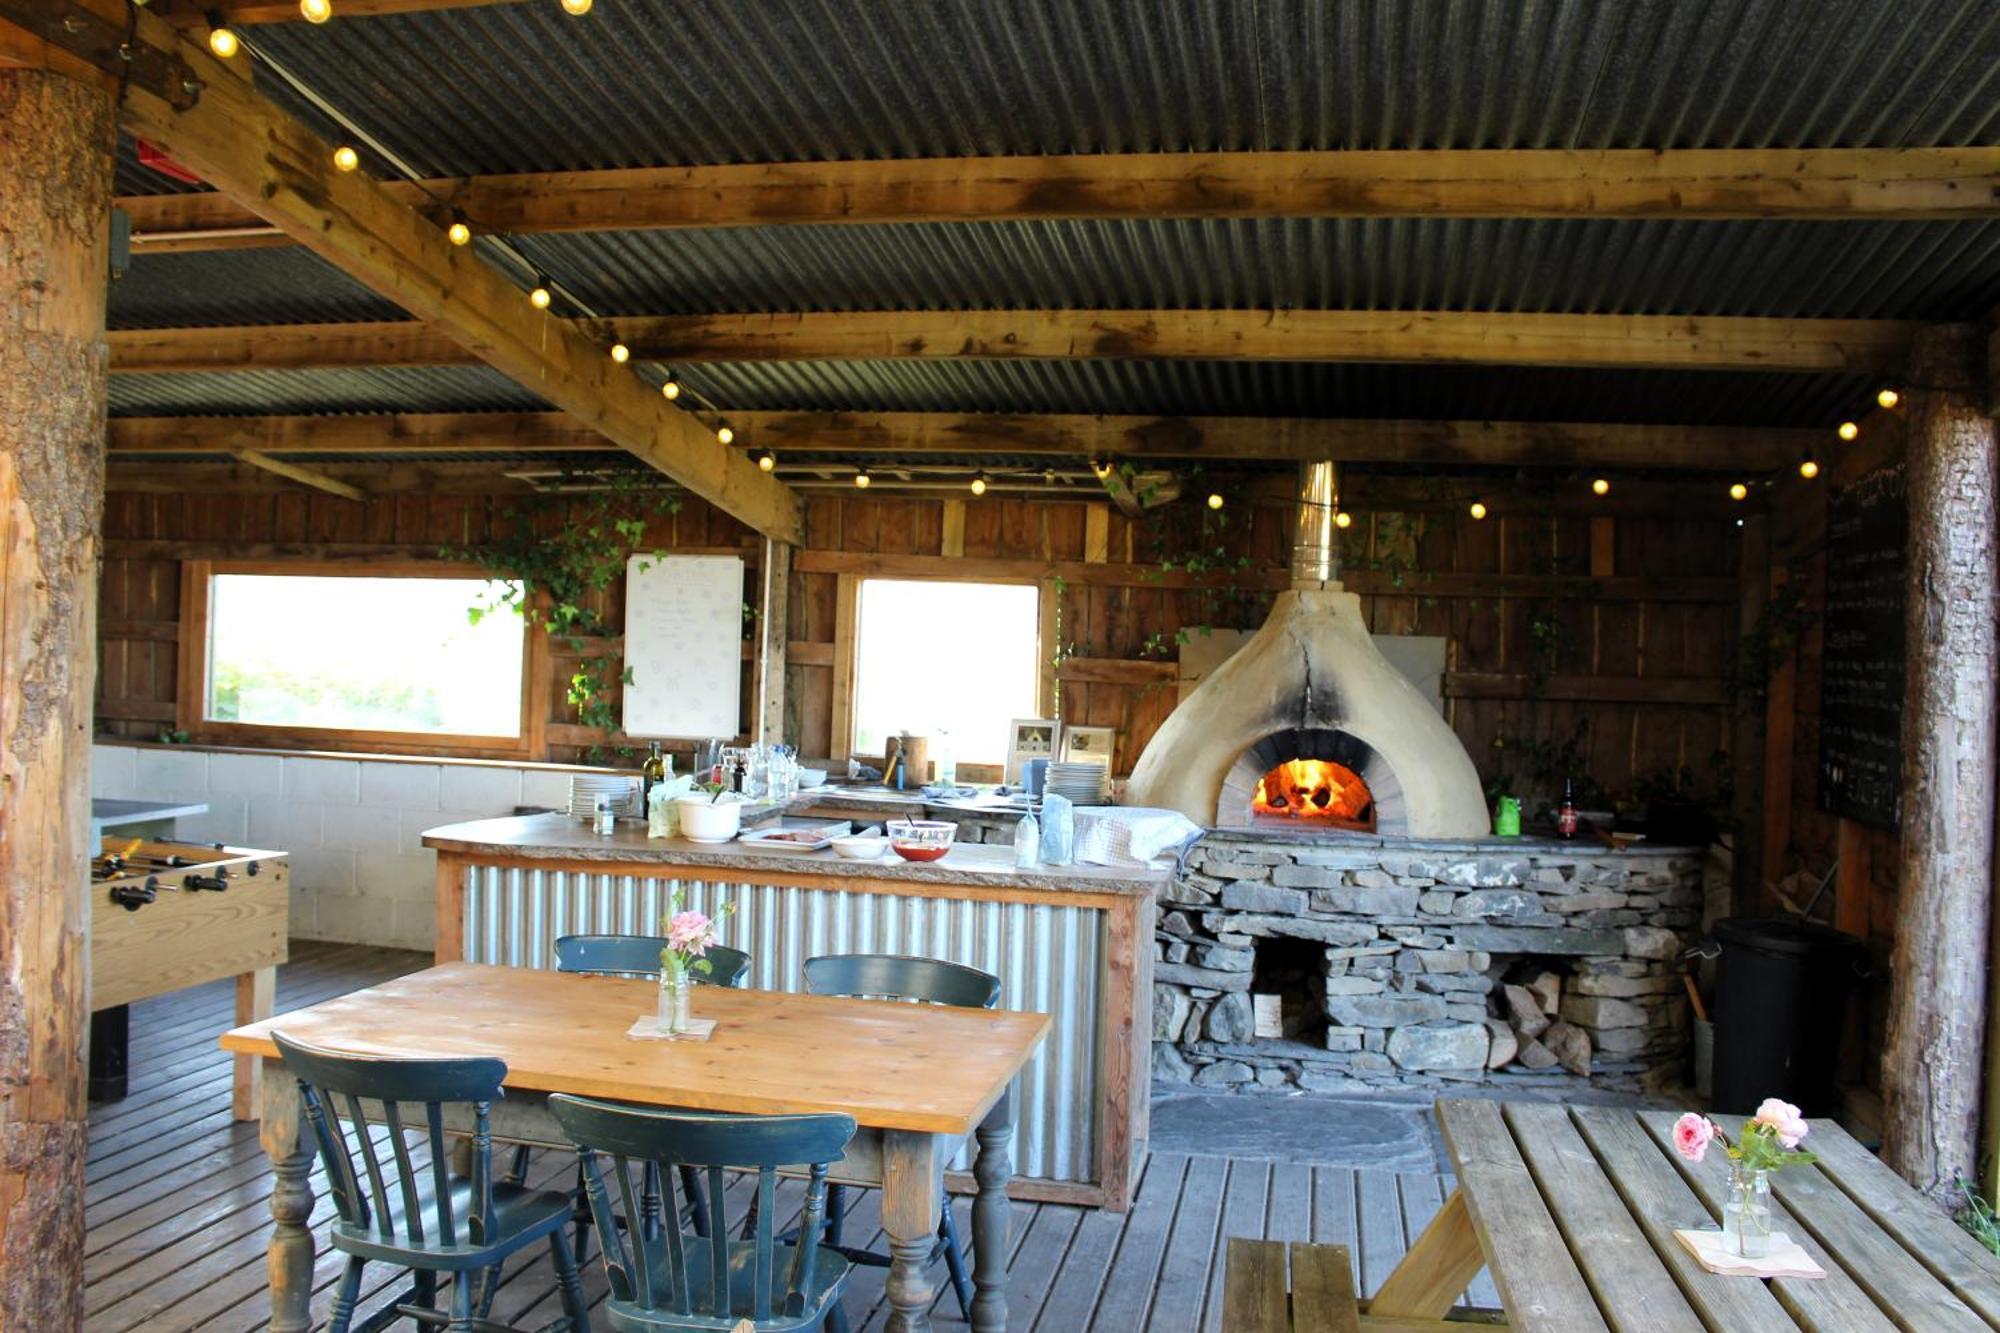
[641,741,666,802]
[1557,777,1579,839]
[1721,1161,1772,1259]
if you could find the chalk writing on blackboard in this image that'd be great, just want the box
[1817,464,1904,830]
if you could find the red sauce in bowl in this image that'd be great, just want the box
[892,844,950,862]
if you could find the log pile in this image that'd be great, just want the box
[1493,971,1594,1077]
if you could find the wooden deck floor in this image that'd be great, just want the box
[85,941,1494,1332]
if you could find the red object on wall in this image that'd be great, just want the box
[135,140,205,186]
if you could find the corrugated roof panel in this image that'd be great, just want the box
[109,248,408,329]
[108,367,549,416]
[509,218,2000,319]
[244,0,1999,183]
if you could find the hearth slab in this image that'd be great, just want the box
[1150,1087,1444,1172]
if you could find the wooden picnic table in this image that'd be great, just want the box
[1371,1098,2000,1332]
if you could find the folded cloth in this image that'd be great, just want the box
[1073,807,1204,868]
[1672,1227,1826,1279]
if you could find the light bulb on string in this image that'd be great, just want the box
[854,468,872,489]
[1876,388,1900,409]
[1799,454,1821,480]
[1206,493,1225,511]
[970,473,988,497]
[1837,421,1859,441]
[1591,477,1611,496]
[331,145,360,172]
[560,0,593,12]
[528,281,552,310]
[300,0,332,23]
[1090,457,1112,479]
[1469,501,1488,521]
[661,379,681,401]
[446,218,472,247]
[756,450,777,473]
[206,19,240,58]
[609,343,630,364]
[716,425,734,446]
[1729,482,1748,501]
[1334,510,1353,529]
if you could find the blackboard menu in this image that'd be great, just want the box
[1817,463,1906,829]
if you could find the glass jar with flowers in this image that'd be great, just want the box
[1672,1098,1816,1260]
[657,890,733,1036]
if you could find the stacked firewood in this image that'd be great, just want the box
[1488,970,1593,1076]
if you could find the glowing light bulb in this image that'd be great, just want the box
[299,0,331,23]
[207,25,240,58]
[528,284,552,310]
[561,0,593,11]
[1469,501,1488,521]
[970,474,988,496]
[716,426,734,446]
[1799,455,1821,480]
[1838,421,1859,441]
[661,380,681,401]
[1334,510,1353,529]
[1090,457,1111,479]
[756,450,777,473]
[609,343,630,364]
[1729,482,1748,501]
[446,220,472,246]
[1591,477,1611,496]
[1206,493,1225,510]
[331,145,360,172]
[1876,387,1900,409]
[854,469,872,489]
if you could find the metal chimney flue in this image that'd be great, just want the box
[1292,461,1341,588]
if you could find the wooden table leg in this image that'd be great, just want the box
[1368,1188,1485,1319]
[232,965,275,1122]
[882,1130,942,1333]
[260,1056,316,1333]
[970,1088,1014,1333]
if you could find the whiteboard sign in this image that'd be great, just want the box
[622,554,744,739]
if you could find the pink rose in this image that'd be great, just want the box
[1753,1098,1809,1149]
[1672,1112,1716,1163]
[666,910,713,955]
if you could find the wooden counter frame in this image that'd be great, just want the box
[433,847,1153,1210]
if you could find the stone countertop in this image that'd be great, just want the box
[1196,827,1708,858]
[421,812,1168,896]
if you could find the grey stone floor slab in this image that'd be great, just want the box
[1150,1086,1447,1172]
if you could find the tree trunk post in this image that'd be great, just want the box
[0,69,114,1326]
[1882,322,1998,1202]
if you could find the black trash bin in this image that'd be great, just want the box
[1710,917,1863,1116]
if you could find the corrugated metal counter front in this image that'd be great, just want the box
[423,814,1163,1210]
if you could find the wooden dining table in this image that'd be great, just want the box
[1369,1098,2000,1331]
[219,962,1050,1333]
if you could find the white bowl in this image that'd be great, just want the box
[831,834,888,860]
[797,768,828,789]
[675,795,743,843]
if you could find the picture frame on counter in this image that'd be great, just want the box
[1062,724,1116,769]
[1006,717,1060,784]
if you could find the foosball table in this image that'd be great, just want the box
[90,838,289,1119]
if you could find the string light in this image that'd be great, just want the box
[1799,453,1821,480]
[1333,510,1353,529]
[970,473,989,496]
[1591,477,1611,496]
[854,468,872,489]
[1876,388,1900,409]
[756,450,777,473]
[1206,493,1225,510]
[1469,501,1488,521]
[446,218,472,247]
[715,425,734,446]
[560,0,594,11]
[528,281,552,310]
[205,15,240,58]
[1729,482,1748,501]
[331,145,360,172]
[1090,457,1112,479]
[299,0,332,22]
[1837,421,1859,441]
[661,379,681,401]
[608,343,630,364]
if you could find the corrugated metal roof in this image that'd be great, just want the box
[107,366,549,416]
[109,248,406,329]
[234,0,1999,183]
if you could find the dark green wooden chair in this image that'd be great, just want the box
[746,953,998,1319]
[530,933,752,1251]
[273,1032,588,1333]
[549,1094,856,1333]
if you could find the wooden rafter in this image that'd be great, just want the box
[118,146,2000,251]
[159,0,516,23]
[107,308,1917,375]
[231,448,368,500]
[39,0,802,541]
[107,409,1825,471]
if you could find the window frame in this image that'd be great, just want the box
[179,559,539,761]
[837,571,1053,764]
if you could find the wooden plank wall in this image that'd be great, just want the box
[96,482,1746,805]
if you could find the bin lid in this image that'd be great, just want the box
[1713,916,1863,957]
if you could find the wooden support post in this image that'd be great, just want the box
[829,574,859,762]
[1882,323,1998,1202]
[0,66,113,1329]
[755,539,791,746]
[1733,514,1771,916]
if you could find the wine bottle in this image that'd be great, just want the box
[1557,777,1578,839]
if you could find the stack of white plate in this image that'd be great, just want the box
[1046,761,1110,804]
[569,774,638,821]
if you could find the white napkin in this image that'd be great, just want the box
[1673,1227,1827,1279]
[626,1015,717,1042]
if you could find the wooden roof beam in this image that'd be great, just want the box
[107,410,1825,472]
[108,308,1918,376]
[231,448,368,500]
[118,146,2000,250]
[65,1,802,541]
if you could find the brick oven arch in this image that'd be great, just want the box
[1218,728,1409,834]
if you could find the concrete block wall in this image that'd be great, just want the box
[91,742,581,952]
